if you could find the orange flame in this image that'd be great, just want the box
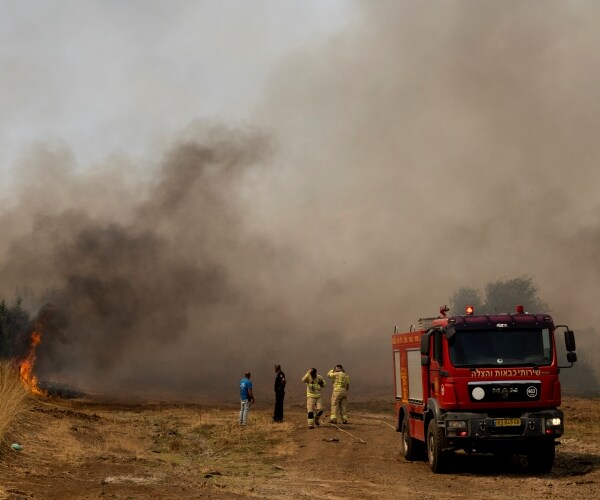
[19,331,46,396]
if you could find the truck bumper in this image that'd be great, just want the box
[442,409,563,452]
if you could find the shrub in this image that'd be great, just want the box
[0,361,30,445]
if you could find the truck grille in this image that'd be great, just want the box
[468,381,541,403]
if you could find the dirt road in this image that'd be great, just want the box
[266,407,599,499]
[0,397,598,499]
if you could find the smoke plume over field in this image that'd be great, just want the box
[1,1,599,396]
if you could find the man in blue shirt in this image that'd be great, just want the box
[239,371,255,426]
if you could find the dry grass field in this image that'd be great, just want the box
[0,363,30,447]
[0,393,599,499]
[0,397,295,499]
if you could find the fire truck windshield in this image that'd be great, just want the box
[448,328,552,368]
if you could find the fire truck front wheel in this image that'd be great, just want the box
[401,417,423,461]
[427,421,449,473]
[526,439,555,473]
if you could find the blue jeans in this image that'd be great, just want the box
[239,399,250,425]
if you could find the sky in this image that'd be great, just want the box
[1,1,599,398]
[0,0,351,169]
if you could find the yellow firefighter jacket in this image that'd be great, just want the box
[327,369,350,392]
[302,371,326,398]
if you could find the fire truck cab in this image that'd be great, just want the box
[392,306,577,473]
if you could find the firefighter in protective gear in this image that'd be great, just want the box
[301,368,326,429]
[327,364,350,424]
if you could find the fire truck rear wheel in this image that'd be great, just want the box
[427,421,449,473]
[526,439,555,473]
[401,417,422,461]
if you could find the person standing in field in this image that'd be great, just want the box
[301,368,326,429]
[273,364,286,423]
[239,371,254,426]
[328,364,350,424]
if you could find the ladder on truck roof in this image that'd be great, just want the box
[417,317,439,330]
[394,316,440,333]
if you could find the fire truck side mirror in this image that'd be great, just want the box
[420,333,431,356]
[564,330,576,352]
[557,328,578,368]
[421,332,431,366]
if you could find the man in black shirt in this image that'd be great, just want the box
[273,364,286,422]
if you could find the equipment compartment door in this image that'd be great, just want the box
[394,350,403,399]
[407,349,423,402]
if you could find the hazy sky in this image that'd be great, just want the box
[0,0,351,170]
[1,1,599,396]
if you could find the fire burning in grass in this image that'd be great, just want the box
[15,327,82,398]
[18,330,46,396]
[12,303,74,398]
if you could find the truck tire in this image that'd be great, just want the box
[401,417,422,461]
[527,440,555,473]
[427,420,449,473]
[492,449,514,468]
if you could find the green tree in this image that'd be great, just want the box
[482,276,547,313]
[0,297,30,359]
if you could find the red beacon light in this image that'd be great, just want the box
[465,305,474,315]
[515,305,524,314]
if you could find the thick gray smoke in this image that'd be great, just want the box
[254,1,600,381]
[1,1,599,398]
[1,127,278,394]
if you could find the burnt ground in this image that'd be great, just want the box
[0,396,598,499]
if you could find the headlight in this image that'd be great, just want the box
[545,417,561,427]
[447,420,467,429]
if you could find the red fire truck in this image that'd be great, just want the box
[392,305,577,473]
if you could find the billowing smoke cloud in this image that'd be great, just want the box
[0,126,288,394]
[1,1,599,397]
[253,1,600,377]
